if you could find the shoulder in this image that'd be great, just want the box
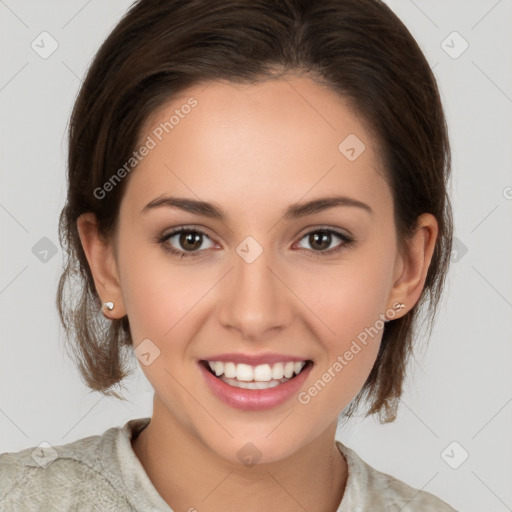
[336,441,459,512]
[0,426,133,511]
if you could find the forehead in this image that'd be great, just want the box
[123,76,391,219]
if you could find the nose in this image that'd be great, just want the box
[217,247,294,341]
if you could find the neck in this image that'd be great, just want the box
[132,400,348,512]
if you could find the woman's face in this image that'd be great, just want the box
[113,75,404,464]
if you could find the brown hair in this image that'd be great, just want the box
[57,0,452,422]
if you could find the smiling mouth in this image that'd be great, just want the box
[200,360,313,390]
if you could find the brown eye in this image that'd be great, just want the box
[296,228,354,257]
[159,228,215,258]
[308,231,333,251]
[179,231,203,251]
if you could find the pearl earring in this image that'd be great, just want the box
[103,301,114,312]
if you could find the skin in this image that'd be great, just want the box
[77,74,438,511]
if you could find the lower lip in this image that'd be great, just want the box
[198,362,313,411]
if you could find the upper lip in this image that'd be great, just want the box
[200,353,311,365]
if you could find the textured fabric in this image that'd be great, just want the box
[0,417,458,511]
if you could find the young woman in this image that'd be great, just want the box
[0,0,458,510]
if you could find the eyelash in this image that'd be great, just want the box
[157,226,355,260]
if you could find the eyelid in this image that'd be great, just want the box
[161,224,215,239]
[295,224,353,240]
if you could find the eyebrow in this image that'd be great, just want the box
[141,194,373,220]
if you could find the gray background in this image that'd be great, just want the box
[1,1,511,511]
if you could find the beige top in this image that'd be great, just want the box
[0,417,458,511]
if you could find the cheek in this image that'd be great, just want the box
[116,231,188,342]
[121,263,204,344]
[298,241,394,407]
[299,283,386,417]
[311,247,394,340]
[117,230,223,357]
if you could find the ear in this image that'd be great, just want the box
[387,213,439,318]
[76,212,126,319]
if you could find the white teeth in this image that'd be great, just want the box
[253,364,272,381]
[221,378,282,390]
[205,360,307,383]
[283,362,294,378]
[224,362,236,379]
[293,361,303,375]
[236,363,253,381]
[213,361,223,377]
[271,362,284,380]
